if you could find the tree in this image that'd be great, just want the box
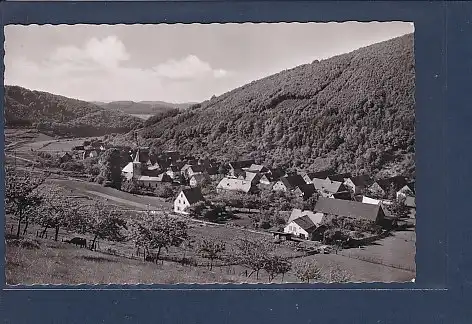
[197,239,226,270]
[294,261,323,283]
[234,237,274,280]
[99,148,123,189]
[327,265,352,283]
[121,180,140,194]
[130,213,189,263]
[85,201,127,250]
[263,255,292,282]
[388,196,409,219]
[35,185,80,241]
[5,169,46,238]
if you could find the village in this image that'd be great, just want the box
[52,137,416,248]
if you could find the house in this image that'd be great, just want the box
[216,177,257,194]
[287,208,324,225]
[260,174,273,185]
[293,183,316,199]
[396,182,416,208]
[272,174,306,192]
[245,164,269,174]
[228,160,255,176]
[284,216,317,240]
[343,174,373,194]
[136,174,172,188]
[174,188,205,214]
[240,171,262,185]
[314,197,386,224]
[327,172,352,183]
[59,152,73,163]
[121,161,142,181]
[329,191,352,200]
[312,178,348,197]
[302,170,332,184]
[189,173,210,188]
[361,196,393,206]
[82,149,99,159]
[368,176,408,198]
[166,165,182,180]
[186,165,207,179]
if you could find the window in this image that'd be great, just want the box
[177,207,180,211]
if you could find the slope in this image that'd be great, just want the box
[97,101,193,115]
[135,34,416,178]
[4,86,143,137]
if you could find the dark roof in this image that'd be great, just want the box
[406,182,415,194]
[327,173,352,182]
[314,197,383,222]
[295,183,316,196]
[280,174,306,189]
[266,168,286,180]
[189,165,206,173]
[182,188,205,204]
[229,160,255,170]
[375,176,408,191]
[306,170,333,180]
[206,167,219,175]
[331,191,352,200]
[292,215,317,232]
[348,174,373,186]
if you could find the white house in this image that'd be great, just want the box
[174,188,205,215]
[284,216,317,240]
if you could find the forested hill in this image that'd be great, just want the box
[4,86,143,137]
[95,101,193,115]
[136,33,415,178]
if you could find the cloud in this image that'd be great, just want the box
[5,37,232,102]
[152,55,230,80]
[49,35,130,69]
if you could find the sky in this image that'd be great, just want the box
[4,22,414,103]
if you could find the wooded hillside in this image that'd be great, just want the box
[137,33,415,178]
[4,86,143,137]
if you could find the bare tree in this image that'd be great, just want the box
[294,261,323,283]
[197,239,226,270]
[234,237,274,280]
[264,255,292,283]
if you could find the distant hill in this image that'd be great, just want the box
[96,100,193,115]
[4,86,143,137]
[134,33,415,178]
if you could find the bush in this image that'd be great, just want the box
[60,161,85,172]
[96,175,105,184]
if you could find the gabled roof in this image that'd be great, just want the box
[346,174,373,186]
[245,171,262,183]
[136,175,169,182]
[229,160,255,170]
[292,216,317,232]
[190,173,209,182]
[288,209,324,225]
[314,197,383,222]
[267,168,286,179]
[331,191,352,200]
[327,173,352,182]
[295,183,316,197]
[217,177,255,193]
[313,179,346,194]
[279,174,306,190]
[305,170,333,181]
[246,164,268,173]
[374,176,408,192]
[181,188,205,204]
[188,165,206,173]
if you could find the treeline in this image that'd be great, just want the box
[4,86,143,137]
[137,34,415,178]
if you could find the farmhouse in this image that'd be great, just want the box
[272,174,306,192]
[135,174,172,188]
[239,171,262,184]
[302,170,332,184]
[287,208,324,224]
[186,165,207,179]
[368,176,408,198]
[312,178,348,197]
[189,173,210,188]
[284,216,317,240]
[228,160,255,176]
[217,177,257,194]
[327,172,352,182]
[174,188,205,214]
[344,174,373,194]
[314,197,386,224]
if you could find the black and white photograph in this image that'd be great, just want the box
[4,22,415,284]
